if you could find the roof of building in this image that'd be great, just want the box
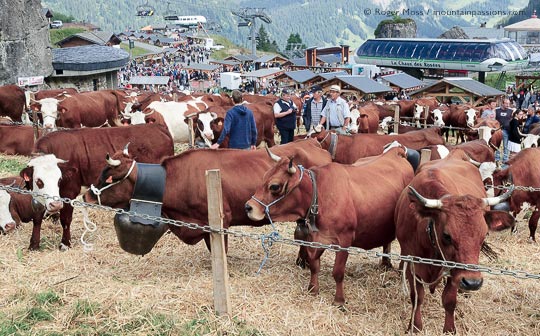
[255,54,288,63]
[505,16,540,32]
[57,31,121,46]
[52,45,129,71]
[460,27,505,39]
[411,77,504,97]
[209,59,240,66]
[225,54,258,62]
[322,76,392,94]
[129,76,170,85]
[319,71,349,80]
[316,54,342,64]
[280,69,319,83]
[380,73,425,90]
[241,67,283,78]
[42,8,53,18]
[183,63,220,71]
[287,57,307,66]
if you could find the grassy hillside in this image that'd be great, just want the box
[49,27,86,47]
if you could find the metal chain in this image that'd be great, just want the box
[1,184,539,280]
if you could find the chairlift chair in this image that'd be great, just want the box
[136,0,155,16]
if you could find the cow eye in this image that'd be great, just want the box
[269,184,281,194]
[36,179,44,189]
[442,232,452,245]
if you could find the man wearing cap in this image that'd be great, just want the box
[318,85,351,135]
[303,85,327,132]
[273,89,298,144]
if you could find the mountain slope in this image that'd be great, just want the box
[42,0,527,50]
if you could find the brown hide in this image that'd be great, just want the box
[245,147,414,305]
[34,88,78,100]
[83,139,332,246]
[56,91,123,128]
[395,150,514,333]
[0,85,25,122]
[0,125,37,155]
[0,177,32,231]
[312,127,444,163]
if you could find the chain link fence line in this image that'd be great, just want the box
[1,183,539,280]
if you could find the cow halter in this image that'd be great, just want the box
[250,165,306,226]
[89,160,136,205]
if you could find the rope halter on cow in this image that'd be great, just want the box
[89,159,136,205]
[250,162,313,274]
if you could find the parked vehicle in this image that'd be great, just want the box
[50,20,63,29]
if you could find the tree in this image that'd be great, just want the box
[285,33,306,50]
[256,25,277,52]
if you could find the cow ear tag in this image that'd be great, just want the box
[218,121,223,126]
[106,176,113,183]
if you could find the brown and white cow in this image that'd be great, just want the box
[0,177,40,234]
[28,124,174,250]
[245,146,415,306]
[83,139,332,251]
[395,149,514,333]
[420,139,495,163]
[309,127,444,163]
[493,148,540,242]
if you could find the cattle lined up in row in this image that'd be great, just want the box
[2,84,539,333]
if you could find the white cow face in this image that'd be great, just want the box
[523,134,540,148]
[465,108,477,127]
[121,110,147,125]
[0,190,16,232]
[36,98,61,129]
[413,104,424,120]
[21,155,66,214]
[476,126,494,143]
[431,109,445,127]
[197,112,217,141]
[379,116,393,134]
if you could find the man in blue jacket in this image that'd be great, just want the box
[210,90,257,150]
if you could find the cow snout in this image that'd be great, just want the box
[47,200,63,213]
[245,201,265,221]
[460,277,483,291]
[82,191,96,204]
[204,131,214,140]
[245,202,253,213]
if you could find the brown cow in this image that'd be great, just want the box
[30,90,125,129]
[420,139,495,163]
[0,125,38,155]
[28,124,174,250]
[440,104,479,144]
[82,139,332,251]
[309,127,444,163]
[33,88,78,100]
[493,148,540,242]
[245,146,415,305]
[395,149,514,333]
[0,177,30,233]
[0,85,26,122]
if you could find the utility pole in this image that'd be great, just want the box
[232,8,271,57]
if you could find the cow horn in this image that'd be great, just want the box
[483,184,514,206]
[469,158,481,167]
[123,142,130,156]
[106,153,121,167]
[288,158,296,174]
[408,186,443,209]
[265,143,281,162]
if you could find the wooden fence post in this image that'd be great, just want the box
[206,169,232,316]
[393,105,400,134]
[420,149,432,166]
[423,106,429,128]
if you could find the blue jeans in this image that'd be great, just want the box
[495,129,509,163]
[278,127,295,144]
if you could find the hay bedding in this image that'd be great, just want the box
[0,155,540,335]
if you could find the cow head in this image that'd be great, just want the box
[408,185,514,290]
[413,104,424,122]
[83,144,136,209]
[192,111,218,145]
[465,108,477,128]
[379,116,393,134]
[523,134,540,149]
[430,108,445,127]
[245,157,308,222]
[31,97,67,129]
[0,189,16,233]
[20,154,67,215]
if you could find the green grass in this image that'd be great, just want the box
[73,299,100,318]
[35,291,62,306]
[119,43,149,58]
[0,154,28,176]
